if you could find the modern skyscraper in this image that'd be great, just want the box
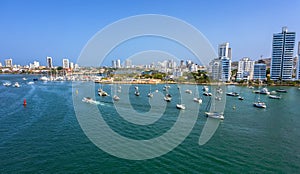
[221,57,231,81]
[237,57,255,81]
[253,63,267,80]
[210,42,232,82]
[112,60,116,68]
[116,59,121,68]
[218,42,230,58]
[5,58,13,67]
[124,59,132,68]
[297,41,300,80]
[70,62,74,69]
[270,27,296,81]
[62,58,69,69]
[46,56,53,68]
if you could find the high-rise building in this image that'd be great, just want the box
[218,42,230,58]
[221,57,231,81]
[124,59,132,68]
[209,58,222,81]
[0,62,2,67]
[46,56,53,68]
[270,27,296,81]
[210,42,232,82]
[116,59,121,68]
[5,58,13,67]
[112,60,116,68]
[297,42,300,80]
[253,63,267,80]
[237,57,255,81]
[62,58,69,69]
[70,62,74,69]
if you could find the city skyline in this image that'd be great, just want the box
[0,0,300,66]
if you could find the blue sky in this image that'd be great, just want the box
[0,0,299,66]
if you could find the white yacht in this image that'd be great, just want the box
[253,101,266,108]
[260,87,270,95]
[148,85,153,98]
[13,82,20,88]
[82,97,100,105]
[185,89,192,94]
[147,93,153,98]
[98,88,109,96]
[113,95,120,101]
[3,82,11,87]
[202,86,209,92]
[269,95,281,99]
[193,97,202,104]
[176,104,186,110]
[226,92,239,96]
[40,76,49,81]
[203,92,212,96]
[164,94,172,102]
[205,112,224,120]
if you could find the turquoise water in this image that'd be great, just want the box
[1,74,300,173]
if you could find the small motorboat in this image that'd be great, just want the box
[215,96,222,101]
[202,86,209,92]
[269,95,281,99]
[193,97,202,104]
[147,93,153,98]
[82,97,100,104]
[113,95,120,101]
[134,91,140,96]
[185,89,192,94]
[13,82,20,88]
[226,92,239,96]
[176,104,186,110]
[27,81,34,85]
[98,89,109,96]
[203,92,212,96]
[276,89,287,93]
[22,77,27,81]
[260,88,270,95]
[40,76,49,81]
[238,96,244,100]
[253,102,266,108]
[3,82,11,87]
[205,112,224,120]
[164,94,172,102]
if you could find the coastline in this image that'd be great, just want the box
[1,74,299,87]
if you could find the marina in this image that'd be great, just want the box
[1,74,300,173]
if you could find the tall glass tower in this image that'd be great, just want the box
[270,27,296,81]
[297,42,300,80]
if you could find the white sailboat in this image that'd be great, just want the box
[148,85,153,98]
[98,84,109,96]
[13,82,20,88]
[134,86,140,96]
[185,89,192,94]
[205,86,225,120]
[193,85,202,104]
[253,70,267,109]
[164,88,172,102]
[113,84,120,101]
[205,61,225,120]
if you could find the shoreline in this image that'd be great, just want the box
[1,74,299,87]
